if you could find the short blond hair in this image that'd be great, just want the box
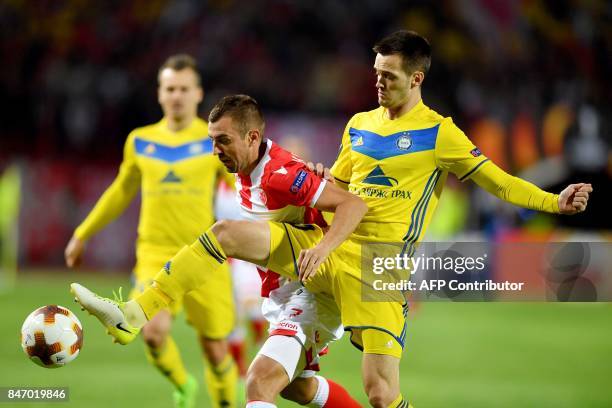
[157,54,201,86]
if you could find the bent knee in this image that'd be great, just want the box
[365,383,395,408]
[245,356,289,401]
[142,326,168,349]
[200,337,228,366]
[141,316,171,349]
[245,369,268,398]
[211,219,236,236]
[211,220,239,254]
[280,378,317,405]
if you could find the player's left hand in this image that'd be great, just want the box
[306,162,334,183]
[558,183,593,214]
[65,236,86,268]
[298,245,330,282]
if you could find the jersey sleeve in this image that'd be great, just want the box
[434,118,490,181]
[470,160,560,213]
[329,116,355,188]
[264,162,327,208]
[74,132,141,240]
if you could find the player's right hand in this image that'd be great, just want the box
[65,236,86,268]
[558,183,593,215]
[297,244,330,282]
[306,162,334,184]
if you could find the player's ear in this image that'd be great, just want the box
[411,71,424,88]
[247,129,260,146]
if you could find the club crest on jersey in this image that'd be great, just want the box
[145,143,156,155]
[189,142,204,155]
[290,169,308,193]
[396,133,412,150]
[353,136,364,147]
[470,147,482,157]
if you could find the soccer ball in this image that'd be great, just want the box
[20,305,83,368]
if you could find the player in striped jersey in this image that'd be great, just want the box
[72,95,365,408]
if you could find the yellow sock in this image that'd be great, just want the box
[145,336,188,389]
[135,229,226,319]
[204,354,238,408]
[388,394,411,408]
[127,288,169,323]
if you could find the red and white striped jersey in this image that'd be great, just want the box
[235,139,327,227]
[233,138,328,297]
[230,139,343,370]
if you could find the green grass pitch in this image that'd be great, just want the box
[1,272,611,407]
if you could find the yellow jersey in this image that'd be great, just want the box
[75,118,231,262]
[331,101,488,249]
[331,100,559,253]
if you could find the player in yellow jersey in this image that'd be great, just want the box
[64,54,238,408]
[309,30,592,407]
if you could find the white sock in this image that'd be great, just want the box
[123,300,147,328]
[307,376,330,408]
[246,402,276,408]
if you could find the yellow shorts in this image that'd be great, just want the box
[266,222,407,358]
[130,252,235,339]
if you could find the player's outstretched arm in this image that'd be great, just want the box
[298,183,368,281]
[66,137,141,268]
[65,172,140,268]
[470,160,592,214]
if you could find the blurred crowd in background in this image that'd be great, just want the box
[0,0,610,269]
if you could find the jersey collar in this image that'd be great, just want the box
[382,99,426,122]
[158,117,205,136]
[247,139,273,177]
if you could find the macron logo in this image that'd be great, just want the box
[274,166,288,175]
[278,321,299,331]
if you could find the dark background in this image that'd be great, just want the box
[1,0,610,268]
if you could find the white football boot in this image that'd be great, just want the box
[70,283,140,345]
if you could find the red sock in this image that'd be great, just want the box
[324,379,362,408]
[228,340,247,377]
